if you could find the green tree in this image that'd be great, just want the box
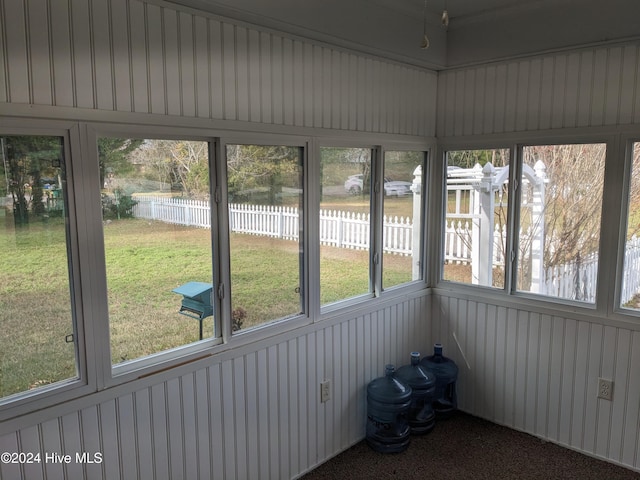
[97,138,144,189]
[1,136,63,225]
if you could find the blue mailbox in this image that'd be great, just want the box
[172,281,213,340]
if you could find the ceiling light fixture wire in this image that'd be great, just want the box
[421,0,430,49]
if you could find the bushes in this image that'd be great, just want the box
[102,188,138,219]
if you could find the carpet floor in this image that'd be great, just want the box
[300,413,640,479]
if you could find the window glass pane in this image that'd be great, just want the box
[621,143,640,310]
[383,151,425,289]
[227,145,303,330]
[443,149,510,288]
[100,138,214,366]
[0,135,77,399]
[320,147,372,305]
[517,144,605,302]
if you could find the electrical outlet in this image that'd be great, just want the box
[598,378,613,401]
[320,380,330,403]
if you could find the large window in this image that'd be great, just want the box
[621,142,640,311]
[226,144,304,331]
[382,151,425,289]
[443,149,510,288]
[517,144,605,303]
[442,143,607,305]
[0,135,78,400]
[319,147,373,305]
[99,138,216,366]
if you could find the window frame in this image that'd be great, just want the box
[438,143,516,294]
[438,133,622,316]
[218,135,312,341]
[0,118,432,420]
[0,121,95,421]
[614,136,640,318]
[380,147,430,293]
[87,125,225,385]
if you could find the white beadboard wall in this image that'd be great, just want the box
[0,0,437,137]
[0,294,430,480]
[434,42,640,472]
[437,43,640,137]
[432,292,640,471]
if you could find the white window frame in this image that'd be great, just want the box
[0,121,96,421]
[0,117,432,421]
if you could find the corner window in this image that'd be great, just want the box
[443,149,510,288]
[99,138,216,366]
[621,142,640,311]
[382,150,426,289]
[517,144,605,303]
[226,145,304,330]
[0,135,78,400]
[319,147,373,306]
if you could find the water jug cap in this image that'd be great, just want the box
[385,364,395,376]
[434,343,443,356]
[410,352,420,365]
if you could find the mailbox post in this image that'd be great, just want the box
[172,281,214,340]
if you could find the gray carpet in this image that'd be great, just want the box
[301,413,640,479]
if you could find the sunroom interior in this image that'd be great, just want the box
[2,0,640,478]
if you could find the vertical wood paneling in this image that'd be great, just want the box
[0,432,22,480]
[79,406,103,479]
[99,399,120,480]
[255,349,270,478]
[110,0,132,112]
[18,426,43,480]
[116,394,138,480]
[48,0,74,107]
[220,359,236,480]
[605,47,624,126]
[90,0,114,110]
[576,50,594,127]
[260,32,274,125]
[439,43,640,136]
[208,19,224,120]
[60,413,84,480]
[27,0,52,106]
[193,16,209,119]
[434,293,640,474]
[133,389,154,480]
[40,419,64,480]
[129,0,150,114]
[619,45,638,125]
[179,11,196,118]
[622,332,640,468]
[4,0,30,103]
[146,4,165,115]
[149,383,170,479]
[235,26,249,122]
[70,0,94,108]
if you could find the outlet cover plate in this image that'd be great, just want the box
[598,378,613,401]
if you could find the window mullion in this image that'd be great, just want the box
[371,146,384,297]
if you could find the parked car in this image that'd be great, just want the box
[343,174,412,196]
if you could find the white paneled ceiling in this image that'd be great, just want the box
[162,0,640,69]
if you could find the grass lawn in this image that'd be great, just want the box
[1,217,417,398]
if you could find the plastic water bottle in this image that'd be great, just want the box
[366,364,412,453]
[421,343,458,419]
[395,352,436,434]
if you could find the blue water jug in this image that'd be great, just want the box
[421,343,458,419]
[395,352,436,434]
[366,364,412,453]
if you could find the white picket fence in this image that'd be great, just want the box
[132,195,640,303]
[132,196,413,255]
